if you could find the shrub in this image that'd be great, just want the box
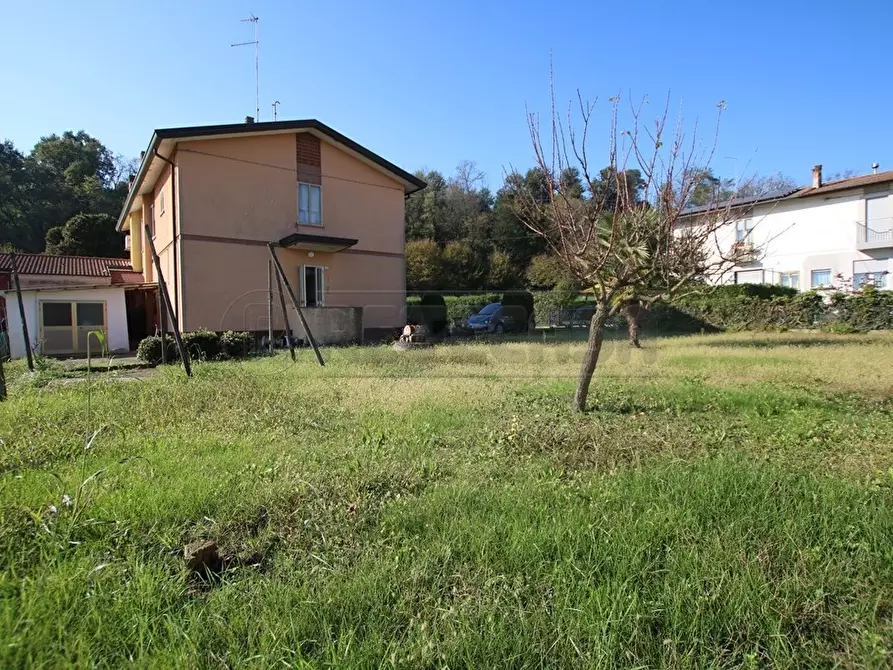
[136,335,176,363]
[219,331,254,359]
[181,330,221,361]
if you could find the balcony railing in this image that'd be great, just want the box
[857,219,893,249]
[731,240,759,264]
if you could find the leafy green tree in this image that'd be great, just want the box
[526,253,575,289]
[687,167,734,207]
[405,239,443,291]
[0,131,135,253]
[0,141,30,250]
[559,167,585,199]
[44,213,124,257]
[486,250,516,289]
[442,240,484,291]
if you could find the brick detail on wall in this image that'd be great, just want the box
[296,133,322,185]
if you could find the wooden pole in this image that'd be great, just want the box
[274,265,296,361]
[9,253,34,372]
[267,260,274,354]
[157,287,166,364]
[144,225,191,377]
[267,243,324,366]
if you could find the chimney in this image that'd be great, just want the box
[139,150,145,161]
[245,116,255,124]
[812,164,822,189]
[872,162,880,174]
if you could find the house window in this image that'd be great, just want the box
[298,183,322,225]
[810,269,832,289]
[159,191,165,216]
[735,219,754,244]
[735,269,763,284]
[779,272,800,289]
[853,259,889,290]
[302,265,325,307]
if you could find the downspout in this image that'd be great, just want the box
[154,149,180,327]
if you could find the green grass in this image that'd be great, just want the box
[2,332,893,667]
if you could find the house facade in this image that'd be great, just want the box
[0,253,151,358]
[117,119,425,343]
[709,166,893,291]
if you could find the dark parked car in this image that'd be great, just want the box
[464,302,532,334]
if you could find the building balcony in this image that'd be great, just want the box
[857,221,893,250]
[731,240,760,265]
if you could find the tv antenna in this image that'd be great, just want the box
[272,100,281,121]
[231,14,259,120]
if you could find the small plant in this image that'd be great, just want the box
[182,330,221,361]
[136,334,176,363]
[219,331,253,359]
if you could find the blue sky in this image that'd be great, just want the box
[2,0,891,189]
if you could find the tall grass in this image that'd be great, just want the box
[1,332,892,666]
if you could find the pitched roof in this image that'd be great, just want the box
[791,169,893,198]
[682,169,893,216]
[0,253,131,277]
[117,118,427,229]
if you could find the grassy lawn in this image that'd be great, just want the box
[2,332,893,667]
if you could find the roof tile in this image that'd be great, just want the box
[0,253,131,278]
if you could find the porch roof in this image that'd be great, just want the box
[277,232,359,252]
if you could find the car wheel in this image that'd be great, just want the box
[495,323,505,335]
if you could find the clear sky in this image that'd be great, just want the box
[2,0,891,189]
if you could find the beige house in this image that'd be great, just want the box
[117,119,425,343]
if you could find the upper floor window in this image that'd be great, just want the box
[735,219,754,244]
[298,183,322,226]
[159,191,165,216]
[810,268,832,289]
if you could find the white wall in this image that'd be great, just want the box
[3,287,129,359]
[719,188,893,289]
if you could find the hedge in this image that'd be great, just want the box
[650,286,893,333]
[408,294,501,328]
[137,330,255,363]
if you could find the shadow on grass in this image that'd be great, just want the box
[695,335,884,349]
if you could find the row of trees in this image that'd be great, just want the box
[0,131,134,256]
[404,160,798,295]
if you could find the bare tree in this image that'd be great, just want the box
[453,160,486,192]
[512,84,749,411]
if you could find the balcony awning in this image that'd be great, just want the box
[278,232,358,252]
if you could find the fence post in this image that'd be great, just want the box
[9,253,34,372]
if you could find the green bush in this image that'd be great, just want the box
[181,330,221,361]
[136,335,176,363]
[661,286,893,333]
[828,286,893,331]
[219,331,254,359]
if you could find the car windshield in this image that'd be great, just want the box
[478,303,501,316]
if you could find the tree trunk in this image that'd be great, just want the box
[573,304,608,412]
[623,302,642,348]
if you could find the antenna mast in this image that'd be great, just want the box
[231,13,259,120]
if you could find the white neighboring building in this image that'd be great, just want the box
[688,165,893,291]
[0,253,146,359]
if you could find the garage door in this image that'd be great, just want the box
[40,301,107,355]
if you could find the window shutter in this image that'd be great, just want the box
[299,265,306,306]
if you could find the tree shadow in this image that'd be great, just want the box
[696,336,880,349]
